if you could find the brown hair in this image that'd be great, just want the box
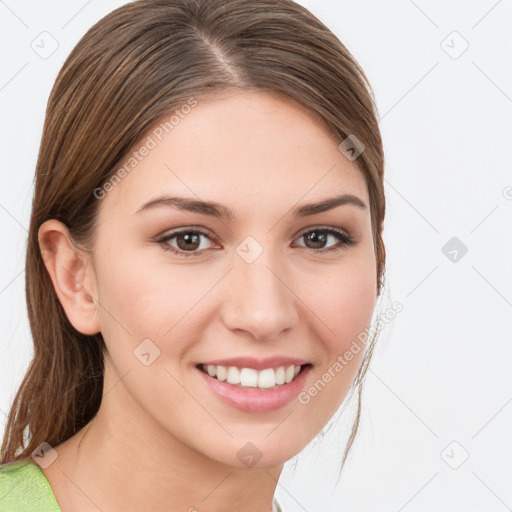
[1,0,386,477]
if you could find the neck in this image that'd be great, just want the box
[42,360,283,512]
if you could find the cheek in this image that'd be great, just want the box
[94,247,217,353]
[296,255,376,425]
[305,254,377,350]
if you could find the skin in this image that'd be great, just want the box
[38,90,377,512]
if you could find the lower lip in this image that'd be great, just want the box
[196,365,312,413]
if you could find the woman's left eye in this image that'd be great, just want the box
[293,227,356,253]
[157,226,356,258]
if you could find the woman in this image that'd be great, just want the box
[0,0,386,510]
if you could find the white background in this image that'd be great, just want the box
[1,1,511,511]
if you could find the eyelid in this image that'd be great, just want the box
[158,225,218,241]
[295,224,350,239]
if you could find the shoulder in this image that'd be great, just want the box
[0,459,61,512]
[273,496,285,512]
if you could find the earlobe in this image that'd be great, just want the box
[38,219,101,335]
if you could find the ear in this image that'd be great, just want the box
[38,219,101,335]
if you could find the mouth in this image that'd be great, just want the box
[195,360,313,413]
[196,362,312,390]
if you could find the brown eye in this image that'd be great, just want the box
[295,227,355,252]
[157,228,216,257]
[175,231,201,251]
[303,230,328,249]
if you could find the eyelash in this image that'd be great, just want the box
[156,226,356,258]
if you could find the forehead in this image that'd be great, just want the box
[100,91,369,218]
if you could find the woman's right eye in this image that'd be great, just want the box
[157,228,217,258]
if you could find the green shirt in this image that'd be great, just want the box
[0,460,61,512]
[0,459,284,511]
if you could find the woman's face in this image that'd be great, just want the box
[87,90,377,466]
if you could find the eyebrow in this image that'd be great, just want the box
[135,193,367,220]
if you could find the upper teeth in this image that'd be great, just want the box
[202,364,302,389]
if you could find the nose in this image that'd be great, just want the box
[221,249,299,341]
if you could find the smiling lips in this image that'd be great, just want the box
[200,363,302,389]
[196,356,312,413]
[198,356,309,389]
